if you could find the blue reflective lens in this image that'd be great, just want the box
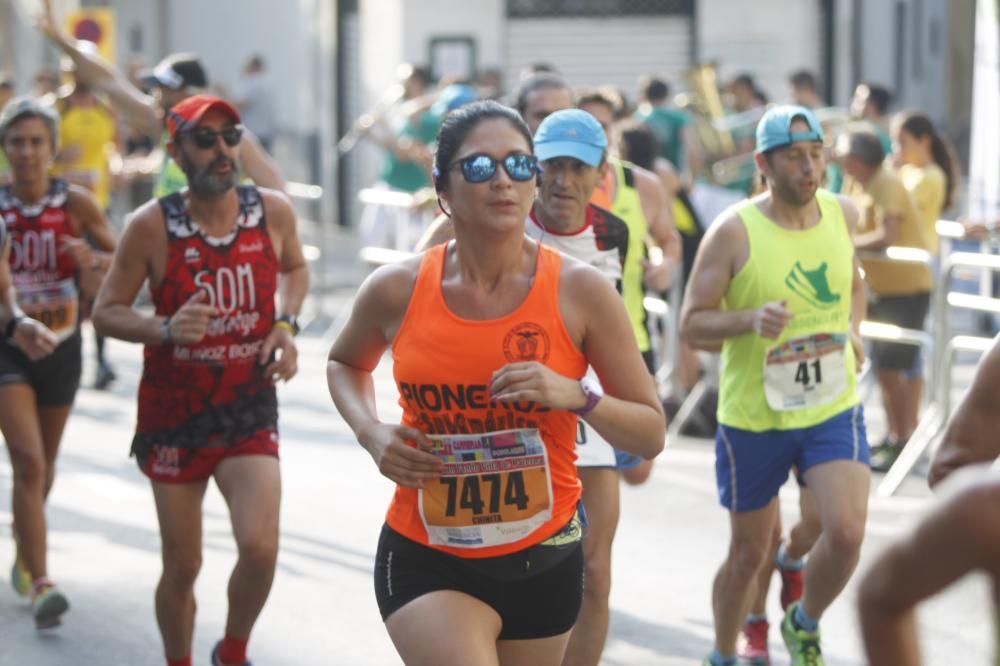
[455,154,538,183]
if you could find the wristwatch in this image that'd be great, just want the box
[274,314,300,336]
[572,376,604,416]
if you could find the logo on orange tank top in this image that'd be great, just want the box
[503,323,551,362]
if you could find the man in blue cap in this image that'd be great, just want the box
[530,108,643,666]
[680,105,870,666]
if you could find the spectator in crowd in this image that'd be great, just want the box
[49,42,120,390]
[840,130,931,473]
[233,54,277,153]
[789,70,824,109]
[851,82,894,155]
[634,74,702,186]
[890,111,960,256]
[519,61,559,82]
[0,75,13,184]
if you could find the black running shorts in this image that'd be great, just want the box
[0,332,82,406]
[373,522,584,640]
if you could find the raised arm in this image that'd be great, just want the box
[36,0,162,137]
[327,260,442,488]
[236,130,286,192]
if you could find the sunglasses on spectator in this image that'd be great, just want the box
[183,125,244,149]
[447,153,539,183]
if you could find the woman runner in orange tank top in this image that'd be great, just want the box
[327,101,664,665]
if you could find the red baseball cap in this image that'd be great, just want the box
[165,94,241,140]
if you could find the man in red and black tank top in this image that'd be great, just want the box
[92,96,309,666]
[0,97,116,631]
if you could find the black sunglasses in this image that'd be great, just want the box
[183,125,244,150]
[448,153,539,183]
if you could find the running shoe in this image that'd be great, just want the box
[31,583,69,629]
[211,640,253,666]
[778,564,805,611]
[781,602,823,666]
[94,361,117,390]
[737,618,770,665]
[10,554,31,597]
[870,445,902,473]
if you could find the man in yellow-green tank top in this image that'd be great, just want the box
[681,106,870,666]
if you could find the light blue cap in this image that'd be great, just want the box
[533,109,608,167]
[755,105,824,154]
[431,84,478,117]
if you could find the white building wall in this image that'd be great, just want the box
[697,0,823,105]
[401,0,505,79]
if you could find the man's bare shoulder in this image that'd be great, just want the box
[126,198,167,236]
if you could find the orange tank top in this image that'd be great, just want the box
[387,241,587,558]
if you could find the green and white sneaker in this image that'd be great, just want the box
[781,602,824,666]
[31,582,69,629]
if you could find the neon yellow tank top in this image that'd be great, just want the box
[51,101,116,209]
[718,189,858,431]
[609,159,651,353]
[153,132,189,198]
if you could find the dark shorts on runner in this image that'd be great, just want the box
[135,426,279,483]
[374,521,584,640]
[868,292,931,371]
[715,404,869,512]
[0,333,82,406]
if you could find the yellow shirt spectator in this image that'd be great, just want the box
[847,167,932,296]
[51,94,116,209]
[897,162,946,254]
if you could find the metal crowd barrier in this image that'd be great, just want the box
[877,246,1000,496]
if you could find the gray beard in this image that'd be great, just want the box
[189,166,238,197]
[181,154,239,197]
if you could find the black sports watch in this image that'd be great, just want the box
[275,314,300,336]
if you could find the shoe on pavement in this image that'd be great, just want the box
[32,583,69,629]
[781,602,824,666]
[870,445,902,473]
[94,362,117,390]
[737,617,770,665]
[211,640,253,666]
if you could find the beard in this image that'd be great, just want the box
[179,151,239,197]
[773,177,816,207]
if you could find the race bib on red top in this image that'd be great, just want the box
[17,278,79,343]
[419,428,553,549]
[763,332,848,411]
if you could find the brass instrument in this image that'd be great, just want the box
[681,62,736,159]
[336,83,406,155]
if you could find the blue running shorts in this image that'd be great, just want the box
[715,404,869,512]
